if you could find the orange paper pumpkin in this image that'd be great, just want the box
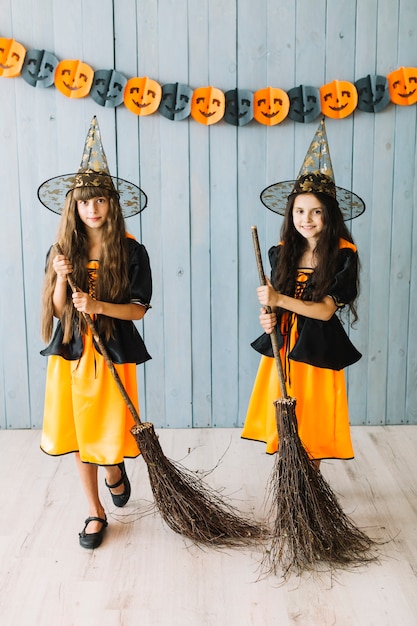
[54,59,94,98]
[0,37,26,77]
[320,80,358,119]
[253,86,289,126]
[387,66,417,106]
[124,76,162,116]
[191,86,225,125]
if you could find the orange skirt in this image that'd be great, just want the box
[242,319,354,460]
[41,330,140,465]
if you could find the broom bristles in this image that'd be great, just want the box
[262,398,377,579]
[132,422,268,547]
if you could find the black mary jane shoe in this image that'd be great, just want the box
[105,462,131,507]
[79,516,108,549]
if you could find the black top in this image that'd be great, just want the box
[251,242,362,370]
[40,238,152,365]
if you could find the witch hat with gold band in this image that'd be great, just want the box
[37,116,147,217]
[260,118,365,220]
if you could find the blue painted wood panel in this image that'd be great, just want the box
[1,0,416,429]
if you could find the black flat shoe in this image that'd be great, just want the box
[105,462,131,507]
[79,516,108,549]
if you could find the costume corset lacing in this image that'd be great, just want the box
[74,260,100,377]
[281,268,313,387]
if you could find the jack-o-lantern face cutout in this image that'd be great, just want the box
[90,69,127,107]
[54,59,94,98]
[320,80,358,119]
[288,85,321,123]
[21,49,58,88]
[253,86,289,126]
[0,37,26,77]
[355,74,390,113]
[387,67,417,106]
[159,83,193,121]
[191,86,225,125]
[224,89,253,126]
[124,76,162,116]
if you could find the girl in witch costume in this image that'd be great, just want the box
[242,119,365,467]
[39,117,152,549]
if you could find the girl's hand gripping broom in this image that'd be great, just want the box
[55,243,266,547]
[251,227,376,579]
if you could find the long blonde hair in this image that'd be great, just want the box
[41,185,129,343]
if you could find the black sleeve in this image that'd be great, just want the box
[127,239,152,307]
[328,248,358,307]
[268,244,282,286]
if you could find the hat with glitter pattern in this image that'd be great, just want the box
[260,118,365,220]
[37,116,147,217]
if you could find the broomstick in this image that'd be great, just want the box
[251,226,376,578]
[55,243,266,546]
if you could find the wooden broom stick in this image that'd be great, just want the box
[54,243,142,428]
[53,242,267,547]
[251,226,287,397]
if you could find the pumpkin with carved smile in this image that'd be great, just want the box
[124,76,162,115]
[21,49,58,88]
[191,86,225,125]
[54,59,94,98]
[90,69,127,107]
[387,66,417,106]
[253,86,289,126]
[224,88,253,126]
[355,74,390,113]
[159,82,193,121]
[320,80,358,119]
[287,85,321,123]
[0,37,26,77]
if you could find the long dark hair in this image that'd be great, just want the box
[272,192,359,322]
[41,185,130,343]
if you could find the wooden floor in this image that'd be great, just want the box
[1,425,416,626]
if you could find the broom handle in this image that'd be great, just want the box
[54,243,142,428]
[251,226,288,399]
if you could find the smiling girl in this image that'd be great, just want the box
[242,166,363,467]
[39,118,152,549]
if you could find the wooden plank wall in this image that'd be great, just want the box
[0,0,416,430]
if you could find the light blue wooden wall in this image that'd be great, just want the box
[1,0,416,430]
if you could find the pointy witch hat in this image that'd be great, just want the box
[37,116,147,217]
[260,118,365,220]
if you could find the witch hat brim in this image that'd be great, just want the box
[260,118,365,221]
[260,180,365,220]
[37,116,147,217]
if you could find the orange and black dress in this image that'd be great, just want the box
[40,237,152,465]
[242,238,361,460]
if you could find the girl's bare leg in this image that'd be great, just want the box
[75,453,106,533]
[104,464,126,496]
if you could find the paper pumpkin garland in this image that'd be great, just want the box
[191,86,225,125]
[355,74,390,113]
[387,66,417,106]
[320,80,358,119]
[90,69,127,107]
[124,76,162,115]
[224,88,253,126]
[253,86,290,125]
[1,35,417,122]
[21,49,59,88]
[0,37,26,77]
[159,82,193,121]
[287,85,321,123]
[54,59,94,98]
